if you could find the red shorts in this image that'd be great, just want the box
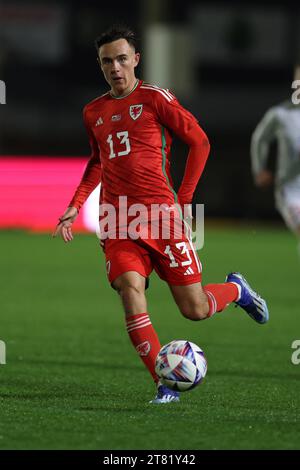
[103,231,202,287]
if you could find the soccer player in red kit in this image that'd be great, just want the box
[54,26,269,403]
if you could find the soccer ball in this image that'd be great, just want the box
[155,340,207,392]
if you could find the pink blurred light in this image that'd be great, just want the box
[0,157,88,231]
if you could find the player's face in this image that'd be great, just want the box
[99,39,140,97]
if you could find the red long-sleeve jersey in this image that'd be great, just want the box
[69,80,210,211]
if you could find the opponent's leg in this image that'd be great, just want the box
[295,228,300,259]
[275,183,300,259]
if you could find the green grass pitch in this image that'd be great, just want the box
[0,224,300,450]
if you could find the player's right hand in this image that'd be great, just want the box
[52,206,78,242]
[255,170,273,188]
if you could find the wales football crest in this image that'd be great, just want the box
[129,104,143,120]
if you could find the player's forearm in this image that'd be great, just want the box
[250,135,270,177]
[177,127,210,205]
[69,156,102,211]
[250,108,277,177]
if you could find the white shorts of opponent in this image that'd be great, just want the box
[275,175,300,234]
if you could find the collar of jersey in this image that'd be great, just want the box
[109,79,140,99]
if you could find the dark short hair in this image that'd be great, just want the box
[95,25,138,53]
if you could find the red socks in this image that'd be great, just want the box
[203,283,240,317]
[126,313,161,383]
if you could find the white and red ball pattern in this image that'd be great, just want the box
[155,340,207,391]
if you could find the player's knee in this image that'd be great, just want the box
[179,301,209,321]
[115,280,145,300]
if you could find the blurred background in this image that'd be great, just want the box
[0,0,300,231]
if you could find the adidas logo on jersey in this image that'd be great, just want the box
[95,116,103,126]
[184,267,194,275]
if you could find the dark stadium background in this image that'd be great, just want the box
[1,0,299,221]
